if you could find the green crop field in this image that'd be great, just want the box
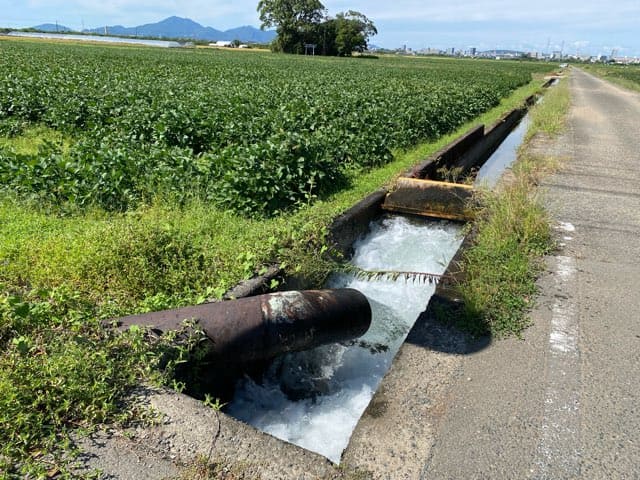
[0,38,554,477]
[0,40,551,216]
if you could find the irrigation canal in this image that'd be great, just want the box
[225,98,538,462]
[227,216,463,462]
[82,79,580,479]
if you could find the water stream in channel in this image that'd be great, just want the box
[226,215,463,462]
[226,102,538,462]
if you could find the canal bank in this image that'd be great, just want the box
[74,77,562,478]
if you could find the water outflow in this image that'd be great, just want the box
[227,215,463,463]
[474,114,531,189]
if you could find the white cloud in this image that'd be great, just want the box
[331,0,640,24]
[9,0,640,29]
[572,40,590,48]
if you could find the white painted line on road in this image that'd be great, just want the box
[557,222,576,233]
[533,254,581,479]
[550,257,578,354]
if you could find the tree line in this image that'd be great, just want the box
[257,0,377,56]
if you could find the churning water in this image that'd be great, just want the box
[227,215,463,463]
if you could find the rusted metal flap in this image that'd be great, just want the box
[383,178,475,221]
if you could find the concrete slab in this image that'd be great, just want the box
[342,314,475,479]
[74,387,358,479]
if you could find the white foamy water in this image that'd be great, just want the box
[226,215,463,463]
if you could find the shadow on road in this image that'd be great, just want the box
[405,294,491,355]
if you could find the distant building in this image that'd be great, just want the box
[470,47,477,56]
[418,48,441,55]
[211,41,233,48]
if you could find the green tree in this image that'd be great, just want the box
[315,18,338,56]
[257,0,326,53]
[334,10,377,56]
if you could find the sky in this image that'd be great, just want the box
[3,0,640,57]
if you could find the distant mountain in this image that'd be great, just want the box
[84,16,275,43]
[32,23,72,33]
[222,25,276,43]
[86,16,221,39]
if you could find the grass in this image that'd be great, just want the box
[452,76,570,337]
[0,288,169,478]
[454,180,553,336]
[581,64,640,93]
[0,72,550,477]
[0,78,545,310]
[525,75,571,141]
[0,122,69,155]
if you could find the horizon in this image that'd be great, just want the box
[3,0,639,57]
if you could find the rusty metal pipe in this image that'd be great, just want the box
[110,289,371,363]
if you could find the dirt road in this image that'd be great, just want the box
[421,68,640,479]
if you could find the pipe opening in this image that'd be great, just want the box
[226,214,464,462]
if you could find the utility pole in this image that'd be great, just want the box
[546,37,551,56]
